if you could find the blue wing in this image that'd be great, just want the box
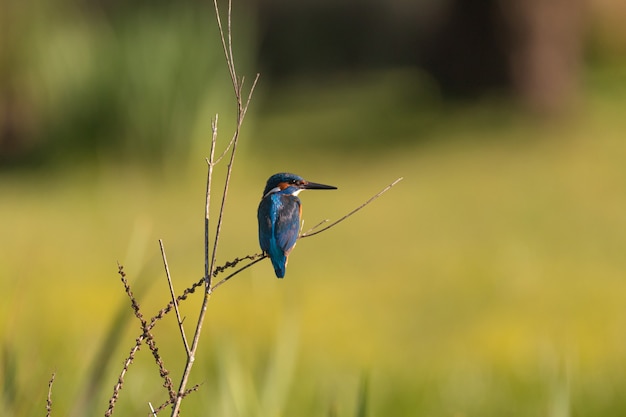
[257,193,301,278]
[274,194,301,255]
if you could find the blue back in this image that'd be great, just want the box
[258,189,302,278]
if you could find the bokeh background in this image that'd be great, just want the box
[2,0,626,415]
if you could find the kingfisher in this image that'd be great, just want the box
[257,172,337,278]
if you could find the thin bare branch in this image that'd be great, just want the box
[153,384,201,416]
[105,336,141,417]
[207,137,237,292]
[106,265,144,417]
[140,254,262,340]
[160,239,190,355]
[46,372,55,417]
[215,73,260,165]
[205,116,219,289]
[116,264,176,406]
[211,254,267,291]
[215,132,236,164]
[171,288,209,416]
[213,0,236,88]
[240,73,260,123]
[306,219,330,233]
[301,177,404,238]
[226,0,235,76]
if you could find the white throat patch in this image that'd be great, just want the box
[263,186,303,199]
[263,186,282,199]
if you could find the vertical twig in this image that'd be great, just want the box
[205,115,219,289]
[160,239,190,355]
[214,0,236,93]
[206,121,237,293]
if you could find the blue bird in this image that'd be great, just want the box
[258,172,337,278]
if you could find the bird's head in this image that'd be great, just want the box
[262,172,337,198]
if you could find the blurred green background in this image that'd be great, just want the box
[2,0,626,416]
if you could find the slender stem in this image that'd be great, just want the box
[171,126,219,417]
[301,177,404,238]
[207,133,237,294]
[170,290,211,416]
[160,239,190,355]
[214,0,236,89]
[46,373,55,417]
[205,116,219,289]
[210,255,266,291]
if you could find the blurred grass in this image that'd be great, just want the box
[1,1,254,168]
[2,68,626,416]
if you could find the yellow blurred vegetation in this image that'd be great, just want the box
[2,70,626,415]
[2,0,626,414]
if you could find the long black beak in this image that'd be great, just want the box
[303,181,337,190]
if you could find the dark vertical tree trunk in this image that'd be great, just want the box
[502,0,585,115]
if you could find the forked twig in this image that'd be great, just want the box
[106,265,177,417]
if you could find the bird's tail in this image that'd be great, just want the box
[270,254,287,278]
